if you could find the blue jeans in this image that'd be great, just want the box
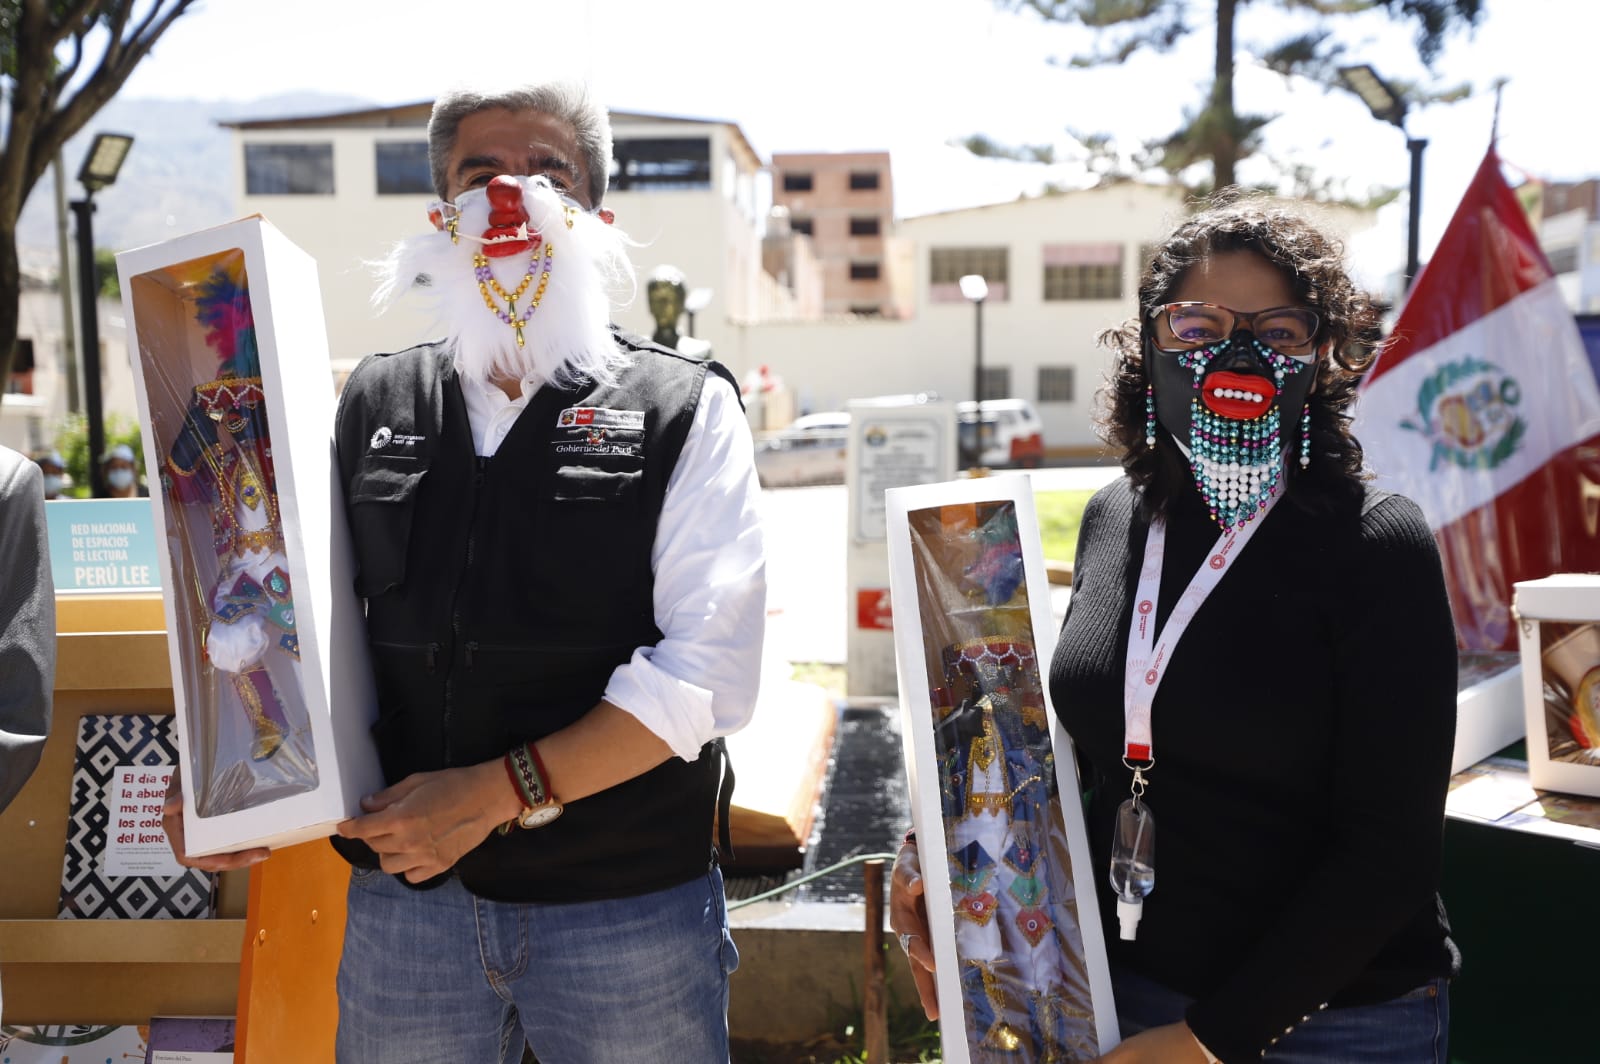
[335,865,739,1063]
[1112,966,1449,1063]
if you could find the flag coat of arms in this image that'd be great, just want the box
[1354,145,1600,650]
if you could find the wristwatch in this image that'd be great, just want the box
[504,741,563,829]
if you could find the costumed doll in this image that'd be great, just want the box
[915,503,1098,1061]
[372,173,631,390]
[163,262,317,815]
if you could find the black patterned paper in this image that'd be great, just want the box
[57,714,216,919]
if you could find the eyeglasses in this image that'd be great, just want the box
[1149,302,1321,360]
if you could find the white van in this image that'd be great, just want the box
[956,399,1046,468]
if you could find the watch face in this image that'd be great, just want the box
[519,803,563,829]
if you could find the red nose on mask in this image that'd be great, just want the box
[481,175,537,258]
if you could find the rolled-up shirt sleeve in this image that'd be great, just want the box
[603,375,765,761]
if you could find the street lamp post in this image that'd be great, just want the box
[685,286,713,340]
[1338,64,1426,294]
[959,273,988,470]
[70,132,134,498]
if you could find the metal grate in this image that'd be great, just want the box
[798,703,911,904]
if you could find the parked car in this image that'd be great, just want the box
[957,398,1045,468]
[754,411,850,487]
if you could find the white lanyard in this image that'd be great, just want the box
[1122,492,1282,765]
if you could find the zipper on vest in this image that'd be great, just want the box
[465,640,477,667]
[443,456,490,765]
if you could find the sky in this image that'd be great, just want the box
[115,0,1592,292]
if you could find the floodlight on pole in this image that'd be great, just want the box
[1338,65,1427,294]
[959,274,988,470]
[77,133,135,192]
[71,131,135,497]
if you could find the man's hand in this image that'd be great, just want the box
[888,839,940,1020]
[336,761,517,883]
[1091,1022,1211,1064]
[161,765,271,872]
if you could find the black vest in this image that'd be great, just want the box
[331,332,737,902]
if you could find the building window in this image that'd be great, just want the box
[790,216,814,237]
[375,141,432,195]
[611,137,712,191]
[980,367,1011,401]
[1043,243,1124,300]
[783,172,814,193]
[849,171,880,191]
[930,247,1009,302]
[849,216,882,237]
[6,338,33,395]
[1038,365,1076,402]
[850,261,881,281]
[245,143,334,195]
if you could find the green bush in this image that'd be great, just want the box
[51,412,146,498]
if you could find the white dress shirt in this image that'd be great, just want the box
[459,367,766,762]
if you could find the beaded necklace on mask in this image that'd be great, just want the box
[1174,335,1311,530]
[473,240,555,349]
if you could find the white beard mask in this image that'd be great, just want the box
[372,174,634,390]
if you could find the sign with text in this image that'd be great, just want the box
[105,764,185,878]
[851,414,949,543]
[44,497,161,592]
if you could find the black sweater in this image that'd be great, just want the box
[1050,477,1460,1062]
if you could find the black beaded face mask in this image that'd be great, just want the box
[1145,331,1317,529]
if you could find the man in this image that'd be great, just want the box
[0,443,57,1019]
[169,81,765,1063]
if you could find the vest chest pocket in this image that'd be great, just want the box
[548,463,642,505]
[347,458,427,597]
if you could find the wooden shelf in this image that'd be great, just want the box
[0,600,249,1026]
[0,917,245,964]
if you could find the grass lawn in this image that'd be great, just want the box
[1035,488,1096,566]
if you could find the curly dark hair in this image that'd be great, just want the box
[1098,193,1383,517]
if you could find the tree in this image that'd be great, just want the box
[0,0,199,407]
[992,0,1483,194]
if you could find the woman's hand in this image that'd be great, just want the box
[888,838,940,1020]
[1091,1022,1210,1064]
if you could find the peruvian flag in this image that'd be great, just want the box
[1355,144,1600,650]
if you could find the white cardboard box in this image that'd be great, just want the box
[118,216,382,856]
[1514,574,1600,798]
[1451,653,1525,775]
[885,475,1117,1063]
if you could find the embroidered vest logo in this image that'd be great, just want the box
[370,426,392,450]
[1399,355,1526,472]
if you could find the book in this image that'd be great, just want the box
[57,714,216,919]
[146,1015,236,1063]
[0,1024,147,1061]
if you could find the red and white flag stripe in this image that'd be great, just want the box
[1354,145,1600,649]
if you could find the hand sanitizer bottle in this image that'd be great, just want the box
[1109,796,1155,940]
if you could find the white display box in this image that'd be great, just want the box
[1515,574,1600,798]
[886,475,1117,1063]
[1451,652,1525,775]
[118,216,382,856]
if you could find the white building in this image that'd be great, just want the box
[223,102,772,377]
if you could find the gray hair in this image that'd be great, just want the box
[428,81,612,207]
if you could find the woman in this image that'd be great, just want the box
[892,197,1459,1063]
